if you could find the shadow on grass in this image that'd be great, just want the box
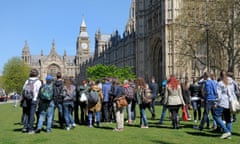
[186,131,219,137]
[150,140,176,144]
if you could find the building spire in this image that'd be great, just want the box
[52,39,55,49]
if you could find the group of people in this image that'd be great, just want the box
[19,68,239,139]
[161,71,239,139]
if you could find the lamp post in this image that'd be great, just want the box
[206,23,210,71]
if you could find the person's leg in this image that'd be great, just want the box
[28,101,37,132]
[88,111,93,127]
[63,103,70,129]
[96,111,101,127]
[192,101,197,122]
[127,101,132,124]
[159,105,167,124]
[141,104,148,127]
[46,101,54,132]
[151,98,156,119]
[36,110,45,132]
[213,106,229,132]
[223,108,232,133]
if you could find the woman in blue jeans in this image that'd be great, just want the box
[214,70,236,139]
[62,78,76,131]
[134,77,149,128]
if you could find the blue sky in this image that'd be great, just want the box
[0,0,131,74]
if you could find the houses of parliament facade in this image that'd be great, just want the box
[22,0,212,83]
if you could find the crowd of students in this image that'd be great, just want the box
[19,68,239,139]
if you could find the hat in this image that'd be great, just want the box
[46,75,53,81]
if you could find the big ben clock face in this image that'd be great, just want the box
[81,43,88,49]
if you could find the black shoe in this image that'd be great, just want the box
[35,129,41,133]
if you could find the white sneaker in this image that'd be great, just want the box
[220,132,231,139]
[66,127,70,131]
[72,123,76,128]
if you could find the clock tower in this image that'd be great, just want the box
[76,17,90,65]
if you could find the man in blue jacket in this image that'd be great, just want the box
[196,72,217,130]
[102,78,112,122]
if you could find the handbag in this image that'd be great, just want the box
[227,86,240,113]
[79,92,87,102]
[114,96,128,109]
[182,105,189,121]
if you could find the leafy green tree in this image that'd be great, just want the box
[86,64,135,82]
[1,57,30,94]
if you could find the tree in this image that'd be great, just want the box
[175,0,240,73]
[86,64,136,82]
[1,57,30,94]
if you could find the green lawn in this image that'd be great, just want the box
[0,102,239,144]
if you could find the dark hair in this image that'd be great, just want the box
[56,72,62,79]
[29,68,39,77]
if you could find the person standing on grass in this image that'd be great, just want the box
[21,68,42,134]
[213,70,236,139]
[62,78,76,131]
[189,77,202,124]
[35,75,54,133]
[87,81,103,127]
[163,75,185,129]
[113,78,125,131]
[196,72,217,131]
[102,78,112,123]
[181,77,191,120]
[149,76,159,120]
[53,72,64,128]
[135,77,149,128]
[78,79,89,125]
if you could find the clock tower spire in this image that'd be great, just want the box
[76,16,90,65]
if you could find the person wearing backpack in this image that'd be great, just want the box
[123,79,134,125]
[35,75,54,133]
[78,79,89,125]
[134,77,149,128]
[53,72,64,128]
[62,78,76,131]
[21,68,42,134]
[87,81,103,127]
[113,78,125,131]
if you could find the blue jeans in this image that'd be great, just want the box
[213,106,232,133]
[22,100,37,131]
[88,111,101,126]
[63,101,75,127]
[139,104,148,126]
[159,105,167,123]
[199,100,216,128]
[56,103,64,126]
[37,100,54,131]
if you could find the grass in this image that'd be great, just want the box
[0,102,240,144]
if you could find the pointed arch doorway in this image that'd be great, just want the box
[47,64,61,79]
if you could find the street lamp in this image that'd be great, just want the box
[205,23,210,71]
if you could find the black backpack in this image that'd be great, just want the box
[53,80,64,102]
[22,79,38,100]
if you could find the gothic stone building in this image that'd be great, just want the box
[22,18,91,83]
[79,0,190,83]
